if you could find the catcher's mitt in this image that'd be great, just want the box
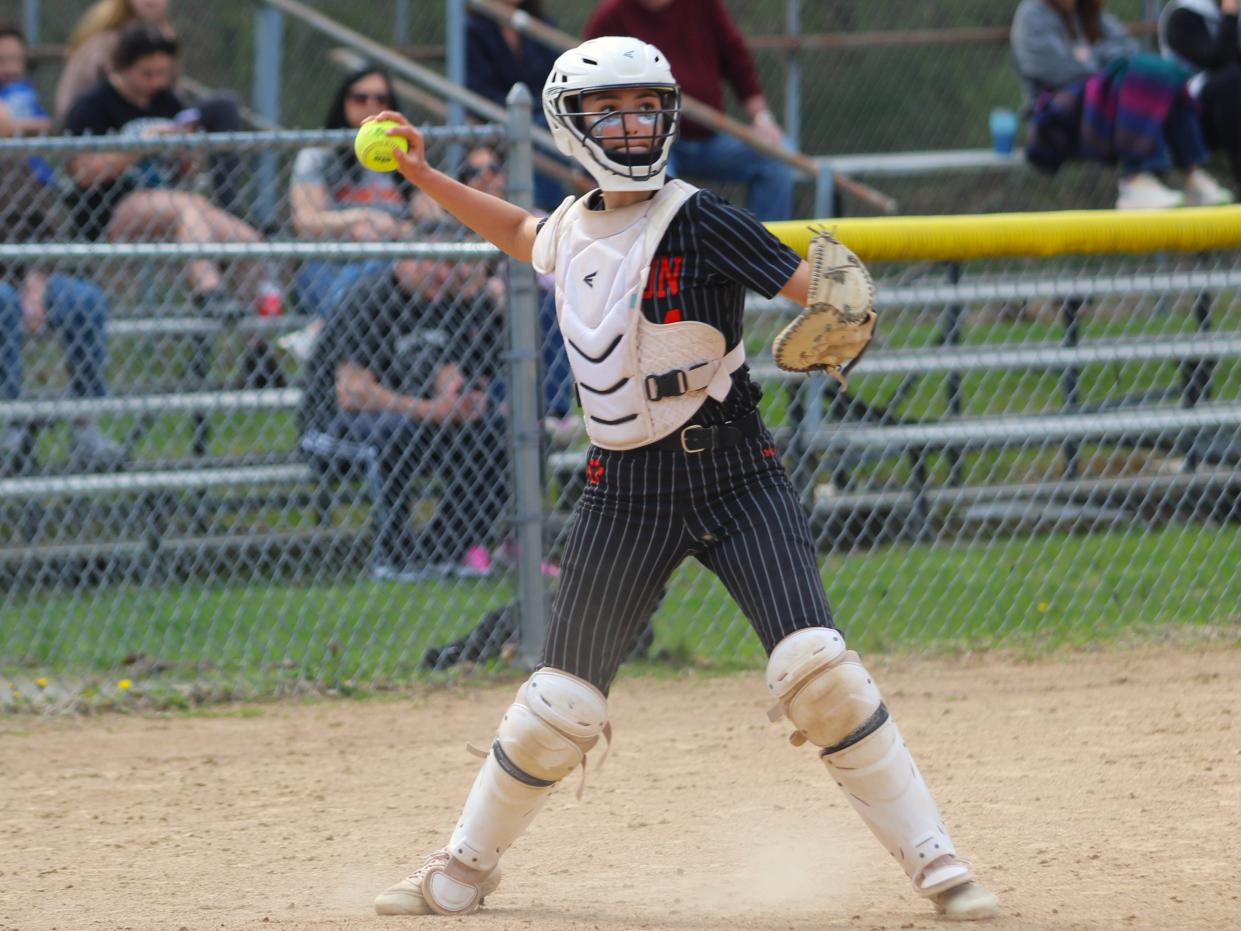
[772,228,877,389]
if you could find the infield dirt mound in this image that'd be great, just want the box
[2,644,1238,931]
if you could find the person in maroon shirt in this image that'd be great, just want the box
[584,0,795,220]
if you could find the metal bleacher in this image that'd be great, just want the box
[5,4,1239,573]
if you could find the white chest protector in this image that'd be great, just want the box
[532,180,746,451]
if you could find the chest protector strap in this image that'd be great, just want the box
[532,182,746,451]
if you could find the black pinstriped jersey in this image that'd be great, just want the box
[556,187,802,428]
[638,188,801,425]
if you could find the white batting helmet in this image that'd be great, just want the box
[542,36,681,192]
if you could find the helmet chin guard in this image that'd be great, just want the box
[543,36,681,193]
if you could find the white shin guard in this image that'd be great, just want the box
[821,717,970,896]
[767,629,972,898]
[445,669,608,875]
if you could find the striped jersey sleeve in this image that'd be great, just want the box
[688,189,802,298]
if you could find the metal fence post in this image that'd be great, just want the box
[1060,297,1084,480]
[22,0,39,44]
[445,0,468,175]
[505,84,547,670]
[446,0,467,130]
[1143,0,1161,49]
[394,0,411,46]
[812,160,838,219]
[784,0,802,152]
[253,4,284,230]
[943,262,964,488]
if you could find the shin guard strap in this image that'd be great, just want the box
[820,702,889,756]
[492,739,556,788]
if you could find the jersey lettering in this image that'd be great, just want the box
[642,255,683,299]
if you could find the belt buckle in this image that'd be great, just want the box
[680,425,708,454]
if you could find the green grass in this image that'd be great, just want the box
[3,520,1238,709]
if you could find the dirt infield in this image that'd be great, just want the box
[2,645,1238,931]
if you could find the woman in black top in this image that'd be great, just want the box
[64,23,280,314]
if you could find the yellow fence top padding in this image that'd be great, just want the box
[766,205,1241,262]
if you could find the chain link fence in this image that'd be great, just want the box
[1,125,1238,711]
[1,1,1238,711]
[6,0,1178,219]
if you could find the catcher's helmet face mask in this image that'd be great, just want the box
[543,36,681,192]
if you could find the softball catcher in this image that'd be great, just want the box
[370,35,998,922]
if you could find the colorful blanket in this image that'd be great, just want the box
[1026,52,1195,173]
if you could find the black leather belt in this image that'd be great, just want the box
[647,410,764,454]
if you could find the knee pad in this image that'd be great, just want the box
[495,668,609,783]
[765,628,885,749]
[448,669,608,875]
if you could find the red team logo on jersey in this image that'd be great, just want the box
[586,458,604,485]
[643,255,683,300]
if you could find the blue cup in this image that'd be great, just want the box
[989,108,1019,155]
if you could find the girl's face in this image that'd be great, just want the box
[0,36,27,86]
[580,86,666,153]
[129,0,169,22]
[344,73,393,128]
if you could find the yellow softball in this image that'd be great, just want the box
[354,120,409,172]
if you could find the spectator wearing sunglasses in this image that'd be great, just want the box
[281,65,443,361]
[454,145,576,445]
[465,0,569,211]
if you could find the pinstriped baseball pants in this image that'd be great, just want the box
[543,423,835,693]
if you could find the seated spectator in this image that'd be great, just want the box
[584,0,796,222]
[1160,0,1241,184]
[63,24,283,317]
[298,225,509,581]
[465,0,567,211]
[279,65,441,361]
[55,0,245,213]
[457,144,575,443]
[0,25,51,136]
[0,24,55,188]
[1012,0,1233,209]
[0,129,125,476]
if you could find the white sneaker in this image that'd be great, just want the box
[931,880,1001,921]
[68,423,127,472]
[275,321,321,362]
[1116,173,1184,210]
[374,848,502,916]
[542,414,581,449]
[1183,169,1234,207]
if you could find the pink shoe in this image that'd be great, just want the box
[498,541,560,577]
[457,544,493,578]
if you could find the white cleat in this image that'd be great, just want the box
[374,848,502,916]
[1183,169,1234,208]
[931,880,1000,921]
[1116,173,1184,210]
